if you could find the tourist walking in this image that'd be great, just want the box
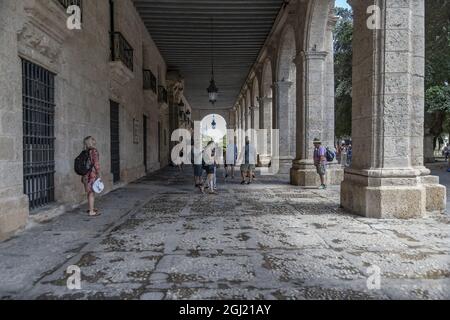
[340,143,348,167]
[240,136,256,185]
[313,138,327,190]
[225,136,238,179]
[177,136,185,172]
[347,144,353,167]
[192,140,205,193]
[203,140,219,194]
[444,143,450,161]
[80,136,102,216]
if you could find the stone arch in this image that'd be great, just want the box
[304,0,332,52]
[275,24,297,172]
[277,24,297,83]
[200,114,228,147]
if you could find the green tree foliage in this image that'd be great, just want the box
[425,0,450,138]
[333,3,450,142]
[334,7,353,139]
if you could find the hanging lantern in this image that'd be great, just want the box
[211,115,217,130]
[207,17,219,105]
[207,78,218,105]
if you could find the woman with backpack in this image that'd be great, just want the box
[81,136,101,217]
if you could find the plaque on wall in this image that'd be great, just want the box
[133,118,139,144]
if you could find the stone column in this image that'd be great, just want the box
[243,101,248,132]
[341,0,445,218]
[0,1,29,241]
[246,104,251,133]
[273,80,295,173]
[259,96,273,166]
[290,49,343,186]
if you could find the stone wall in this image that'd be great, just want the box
[0,0,29,241]
[0,0,170,240]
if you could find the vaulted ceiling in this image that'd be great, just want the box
[133,0,284,110]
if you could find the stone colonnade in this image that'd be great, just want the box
[233,0,446,218]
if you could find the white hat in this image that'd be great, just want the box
[93,179,104,194]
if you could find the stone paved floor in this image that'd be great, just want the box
[0,166,449,300]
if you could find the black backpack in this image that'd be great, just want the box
[74,150,92,176]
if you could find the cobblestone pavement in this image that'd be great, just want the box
[0,167,449,300]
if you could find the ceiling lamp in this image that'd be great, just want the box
[211,115,217,130]
[207,18,219,105]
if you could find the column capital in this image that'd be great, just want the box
[257,96,273,104]
[254,62,264,76]
[272,80,293,90]
[304,50,328,60]
[327,14,339,30]
[265,43,278,60]
[293,50,328,65]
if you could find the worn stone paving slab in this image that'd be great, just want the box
[0,167,449,300]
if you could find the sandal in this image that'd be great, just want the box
[88,211,101,217]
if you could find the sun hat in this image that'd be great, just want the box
[313,138,322,144]
[93,178,104,194]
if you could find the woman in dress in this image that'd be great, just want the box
[82,136,101,217]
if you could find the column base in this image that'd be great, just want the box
[341,169,446,219]
[0,195,29,242]
[275,157,295,174]
[258,154,272,167]
[421,175,447,214]
[290,160,344,186]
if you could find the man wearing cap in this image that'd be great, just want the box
[313,138,327,190]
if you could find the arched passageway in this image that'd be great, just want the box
[0,0,448,301]
[200,114,228,148]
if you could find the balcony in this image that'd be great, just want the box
[143,69,157,94]
[111,32,134,72]
[158,86,168,105]
[109,32,135,87]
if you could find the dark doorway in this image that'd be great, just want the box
[143,115,148,173]
[22,59,56,212]
[110,101,120,183]
[158,121,161,163]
